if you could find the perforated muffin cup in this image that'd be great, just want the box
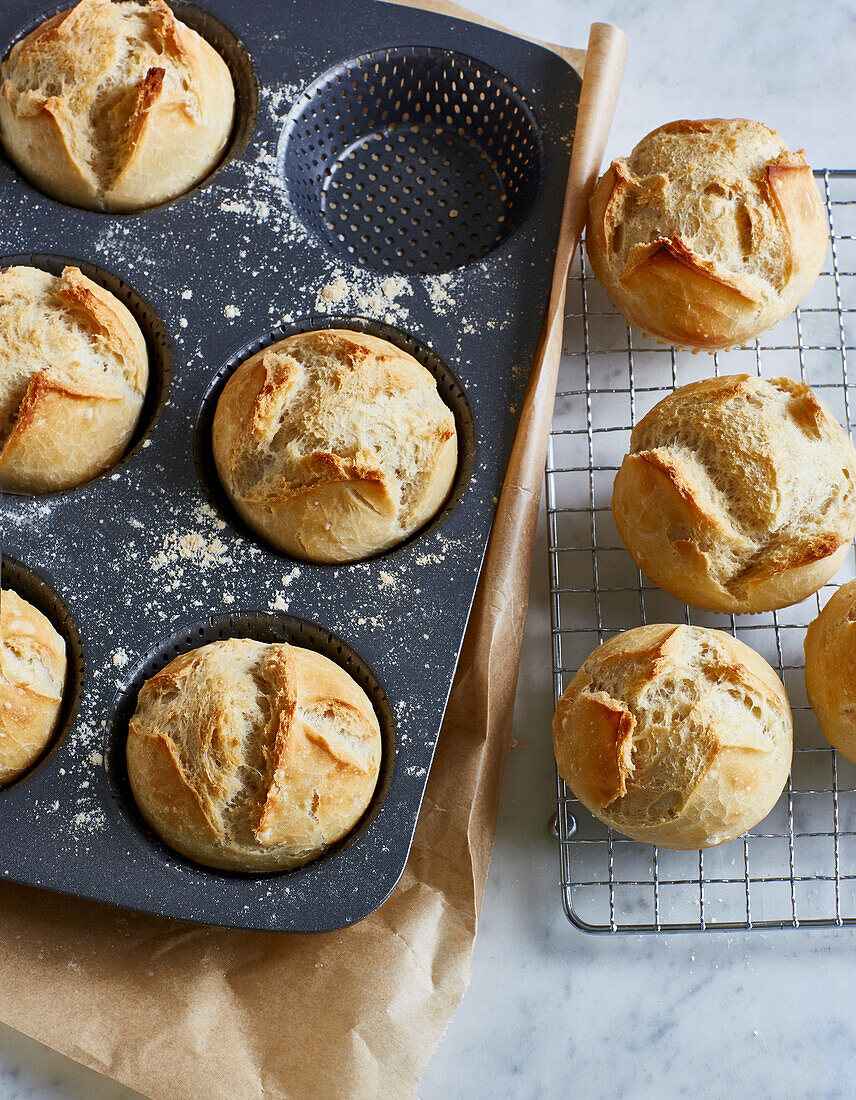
[0,0,580,931]
[281,46,544,273]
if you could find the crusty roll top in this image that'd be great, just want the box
[0,0,235,211]
[0,588,67,785]
[0,265,149,492]
[612,375,856,613]
[804,581,856,765]
[212,328,458,563]
[586,119,828,350]
[127,638,382,871]
[552,625,792,849]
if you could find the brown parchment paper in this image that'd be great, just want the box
[0,8,626,1098]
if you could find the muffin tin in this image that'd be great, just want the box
[0,0,581,931]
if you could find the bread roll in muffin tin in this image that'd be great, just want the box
[0,0,580,930]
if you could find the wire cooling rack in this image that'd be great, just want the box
[547,169,856,934]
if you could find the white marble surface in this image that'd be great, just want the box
[3,1,856,1098]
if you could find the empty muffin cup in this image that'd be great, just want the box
[280,46,544,273]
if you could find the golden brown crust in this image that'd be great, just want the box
[121,65,167,160]
[612,375,856,614]
[0,0,235,212]
[765,156,829,286]
[571,692,636,807]
[585,119,828,350]
[54,266,148,384]
[804,581,856,764]
[552,625,792,849]
[212,329,457,563]
[0,589,66,785]
[126,638,382,871]
[0,265,148,492]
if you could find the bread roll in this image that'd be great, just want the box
[804,581,856,763]
[0,588,66,784]
[612,375,856,614]
[0,0,235,212]
[586,119,828,350]
[126,638,382,871]
[0,265,149,492]
[552,625,792,849]
[212,329,458,563]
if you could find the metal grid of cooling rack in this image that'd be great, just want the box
[547,169,856,934]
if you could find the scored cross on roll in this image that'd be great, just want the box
[552,624,793,850]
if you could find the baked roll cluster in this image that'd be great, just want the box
[0,0,844,876]
[0,0,235,212]
[554,363,856,847]
[0,589,67,785]
[555,118,856,850]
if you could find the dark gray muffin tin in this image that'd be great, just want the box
[0,0,580,931]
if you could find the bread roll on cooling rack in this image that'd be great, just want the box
[805,581,856,765]
[552,624,792,849]
[611,374,856,614]
[585,119,828,350]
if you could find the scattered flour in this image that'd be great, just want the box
[72,808,106,835]
[269,567,302,612]
[314,267,413,322]
[320,276,348,302]
[426,272,455,312]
